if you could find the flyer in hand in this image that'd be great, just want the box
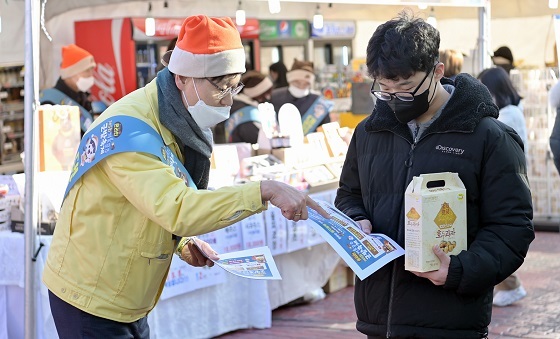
[195,241,282,280]
[307,201,405,280]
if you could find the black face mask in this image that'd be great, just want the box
[387,86,431,123]
[386,68,436,124]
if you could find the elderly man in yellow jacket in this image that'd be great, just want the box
[43,15,328,338]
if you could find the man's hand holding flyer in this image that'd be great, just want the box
[194,241,282,280]
[307,201,404,280]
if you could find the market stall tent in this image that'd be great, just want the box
[0,1,555,72]
[14,0,560,338]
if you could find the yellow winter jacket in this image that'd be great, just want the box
[43,79,266,322]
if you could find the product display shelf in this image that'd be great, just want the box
[0,65,25,174]
[512,68,560,229]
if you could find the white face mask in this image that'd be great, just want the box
[288,85,310,98]
[76,76,95,92]
[182,79,231,130]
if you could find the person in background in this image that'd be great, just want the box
[43,15,329,339]
[548,80,560,175]
[439,49,463,81]
[156,37,178,73]
[40,44,97,133]
[335,11,533,337]
[223,70,274,144]
[270,59,332,135]
[269,60,289,89]
[478,66,529,307]
[492,45,515,74]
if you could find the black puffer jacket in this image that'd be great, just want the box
[335,74,534,338]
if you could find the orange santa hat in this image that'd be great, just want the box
[168,15,246,78]
[60,44,96,80]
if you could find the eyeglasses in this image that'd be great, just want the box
[371,64,437,102]
[205,78,244,100]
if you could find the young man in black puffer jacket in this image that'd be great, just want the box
[335,10,534,339]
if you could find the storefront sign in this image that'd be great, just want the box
[131,18,183,38]
[75,18,137,106]
[236,18,260,39]
[259,20,309,40]
[311,21,356,39]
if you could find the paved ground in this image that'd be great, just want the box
[218,231,560,339]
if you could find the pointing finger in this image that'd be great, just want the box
[305,196,331,218]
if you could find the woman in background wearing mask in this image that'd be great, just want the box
[270,59,333,135]
[40,44,97,133]
[43,16,329,339]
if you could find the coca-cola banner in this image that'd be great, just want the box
[131,17,183,39]
[236,18,259,39]
[75,18,137,106]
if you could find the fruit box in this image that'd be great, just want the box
[404,172,467,272]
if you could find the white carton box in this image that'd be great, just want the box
[404,172,467,272]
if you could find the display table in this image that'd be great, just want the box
[0,232,339,339]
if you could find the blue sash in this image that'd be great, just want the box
[225,106,264,142]
[301,96,334,135]
[40,88,94,132]
[64,115,196,200]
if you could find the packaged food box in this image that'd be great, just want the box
[404,172,467,272]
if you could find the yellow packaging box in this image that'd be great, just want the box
[404,172,467,272]
[38,105,81,172]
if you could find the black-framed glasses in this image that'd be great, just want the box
[371,64,437,102]
[205,78,244,100]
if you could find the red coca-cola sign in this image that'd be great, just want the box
[75,18,137,106]
[235,18,259,39]
[131,18,183,38]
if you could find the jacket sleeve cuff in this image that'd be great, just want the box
[244,181,268,213]
[443,255,463,290]
[353,215,368,221]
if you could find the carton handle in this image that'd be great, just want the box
[419,172,455,190]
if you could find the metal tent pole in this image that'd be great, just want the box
[478,0,492,75]
[24,0,40,337]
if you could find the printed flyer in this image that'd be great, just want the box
[307,201,405,280]
[196,242,282,280]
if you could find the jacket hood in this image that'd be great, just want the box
[365,73,499,139]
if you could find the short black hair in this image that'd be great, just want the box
[366,10,440,81]
[477,67,522,109]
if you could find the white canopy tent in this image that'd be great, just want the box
[2,0,556,77]
[16,0,558,338]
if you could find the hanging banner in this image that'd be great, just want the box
[160,256,226,300]
[236,18,260,39]
[259,20,309,40]
[131,17,183,39]
[75,19,137,106]
[311,21,356,39]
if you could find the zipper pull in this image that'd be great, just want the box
[405,124,420,167]
[405,143,415,167]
